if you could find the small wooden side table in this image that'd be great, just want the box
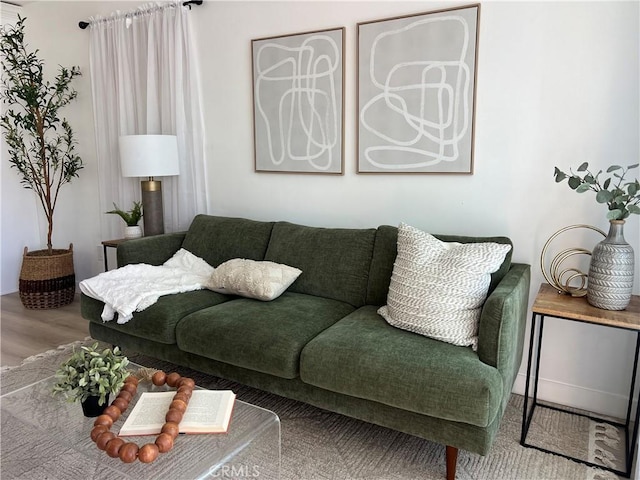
[521,283,640,477]
[101,239,129,271]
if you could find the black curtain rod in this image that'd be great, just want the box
[78,0,203,29]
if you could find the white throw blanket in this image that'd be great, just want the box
[79,249,214,324]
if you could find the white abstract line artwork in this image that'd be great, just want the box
[253,28,344,174]
[358,6,479,173]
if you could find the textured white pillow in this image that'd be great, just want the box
[208,259,302,301]
[378,223,512,350]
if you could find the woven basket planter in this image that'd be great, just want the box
[19,244,75,309]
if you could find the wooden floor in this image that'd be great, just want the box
[0,292,90,367]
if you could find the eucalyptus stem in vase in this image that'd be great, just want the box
[554,162,640,219]
[554,162,639,310]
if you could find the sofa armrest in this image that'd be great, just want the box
[477,263,531,386]
[117,232,186,267]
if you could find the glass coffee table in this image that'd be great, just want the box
[1,363,280,479]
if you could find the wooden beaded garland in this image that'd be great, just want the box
[90,371,194,464]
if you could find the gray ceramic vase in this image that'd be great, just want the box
[587,220,635,310]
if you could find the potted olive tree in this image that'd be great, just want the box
[1,17,83,309]
[52,343,130,417]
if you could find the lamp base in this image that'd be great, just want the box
[141,180,164,236]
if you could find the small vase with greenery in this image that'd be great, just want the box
[106,201,143,226]
[554,162,638,310]
[106,201,143,239]
[52,343,130,416]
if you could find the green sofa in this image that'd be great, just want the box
[81,214,531,480]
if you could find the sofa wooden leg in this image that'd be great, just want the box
[446,445,458,480]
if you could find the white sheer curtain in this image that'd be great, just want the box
[89,1,207,240]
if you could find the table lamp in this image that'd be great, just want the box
[118,135,179,236]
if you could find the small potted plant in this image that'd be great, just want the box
[106,201,143,239]
[52,342,130,417]
[554,162,639,310]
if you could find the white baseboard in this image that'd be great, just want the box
[513,372,633,420]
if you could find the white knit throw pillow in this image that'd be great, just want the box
[378,223,511,350]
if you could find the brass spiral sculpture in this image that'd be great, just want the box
[540,224,606,297]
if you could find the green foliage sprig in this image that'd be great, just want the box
[554,163,640,220]
[106,201,143,226]
[52,343,129,406]
[0,17,83,254]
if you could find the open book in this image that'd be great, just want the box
[119,390,236,436]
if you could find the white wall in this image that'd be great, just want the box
[6,1,640,418]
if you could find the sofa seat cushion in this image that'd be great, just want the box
[299,306,504,428]
[176,292,355,379]
[81,290,229,344]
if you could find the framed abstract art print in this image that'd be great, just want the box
[252,27,345,174]
[357,4,480,174]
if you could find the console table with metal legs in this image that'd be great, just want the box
[521,283,640,478]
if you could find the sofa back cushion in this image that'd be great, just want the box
[366,226,399,306]
[181,215,274,267]
[264,222,376,307]
[366,225,513,306]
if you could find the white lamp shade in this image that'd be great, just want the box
[119,135,180,177]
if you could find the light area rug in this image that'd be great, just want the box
[0,339,625,480]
